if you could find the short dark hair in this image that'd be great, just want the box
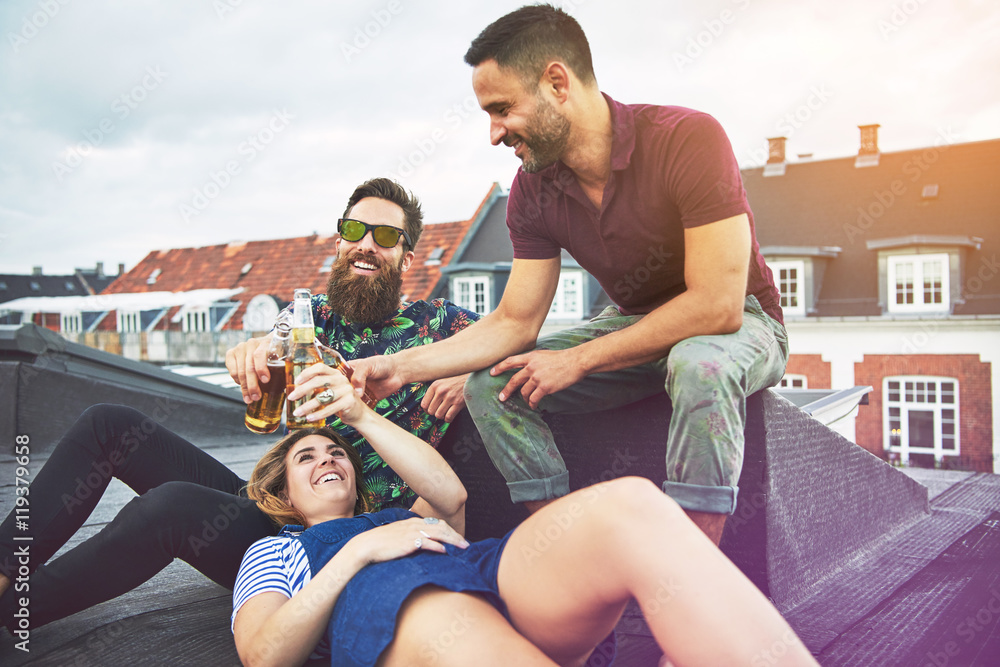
[464,4,595,87]
[343,177,424,250]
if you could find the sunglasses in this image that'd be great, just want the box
[337,218,412,249]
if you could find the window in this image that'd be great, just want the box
[453,276,491,316]
[769,260,805,317]
[548,271,584,319]
[61,312,82,333]
[883,376,959,464]
[117,311,141,333]
[887,254,949,313]
[182,308,210,332]
[425,247,445,266]
[778,374,808,389]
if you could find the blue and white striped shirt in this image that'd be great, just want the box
[232,531,330,658]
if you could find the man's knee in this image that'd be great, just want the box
[463,367,509,411]
[665,339,742,395]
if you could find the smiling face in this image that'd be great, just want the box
[326,197,415,324]
[472,59,571,173]
[284,435,360,526]
[336,197,414,276]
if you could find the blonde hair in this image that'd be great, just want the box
[246,426,370,527]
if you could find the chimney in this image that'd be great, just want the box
[118,262,125,276]
[96,261,104,278]
[763,137,787,177]
[767,137,787,164]
[855,124,881,168]
[32,266,43,275]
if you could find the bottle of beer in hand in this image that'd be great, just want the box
[244,311,291,433]
[315,340,379,408]
[286,288,325,429]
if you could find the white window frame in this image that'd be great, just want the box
[182,307,211,333]
[883,375,959,465]
[61,312,82,333]
[778,374,808,389]
[117,310,141,333]
[548,270,584,319]
[769,260,806,317]
[887,253,949,313]
[453,276,491,316]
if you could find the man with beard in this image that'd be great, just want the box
[0,178,478,633]
[230,176,480,509]
[351,6,789,546]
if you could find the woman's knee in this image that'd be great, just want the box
[581,477,684,535]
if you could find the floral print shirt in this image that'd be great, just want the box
[309,294,479,509]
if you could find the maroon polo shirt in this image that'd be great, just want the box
[506,94,782,325]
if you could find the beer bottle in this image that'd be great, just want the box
[244,312,291,433]
[315,339,379,408]
[286,288,325,429]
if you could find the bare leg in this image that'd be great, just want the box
[684,509,727,546]
[381,587,556,667]
[497,477,818,667]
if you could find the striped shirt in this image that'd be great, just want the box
[232,531,330,658]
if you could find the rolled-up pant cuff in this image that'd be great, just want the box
[507,472,570,504]
[662,481,739,514]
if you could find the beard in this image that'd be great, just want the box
[516,94,571,173]
[325,251,405,325]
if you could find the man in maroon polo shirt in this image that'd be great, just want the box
[354,4,788,545]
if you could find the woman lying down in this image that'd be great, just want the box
[232,365,818,667]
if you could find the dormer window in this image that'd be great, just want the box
[867,235,980,316]
[770,260,806,317]
[762,246,841,318]
[887,254,948,313]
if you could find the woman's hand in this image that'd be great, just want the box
[287,364,367,426]
[339,516,469,568]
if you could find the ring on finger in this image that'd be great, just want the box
[414,538,422,549]
[316,389,336,405]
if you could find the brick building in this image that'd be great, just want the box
[745,129,1000,472]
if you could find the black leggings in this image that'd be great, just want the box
[0,404,276,630]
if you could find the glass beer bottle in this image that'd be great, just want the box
[244,312,291,433]
[315,339,379,408]
[286,289,325,429]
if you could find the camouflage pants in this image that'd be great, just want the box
[464,296,788,514]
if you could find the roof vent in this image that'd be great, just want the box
[30,281,41,291]
[921,184,939,199]
[240,262,253,275]
[855,124,881,168]
[425,247,446,266]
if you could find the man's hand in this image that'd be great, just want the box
[349,355,406,402]
[225,335,272,404]
[491,348,587,410]
[420,374,471,423]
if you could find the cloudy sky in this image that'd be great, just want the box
[1,0,998,277]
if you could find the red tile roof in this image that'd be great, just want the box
[103,185,500,329]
